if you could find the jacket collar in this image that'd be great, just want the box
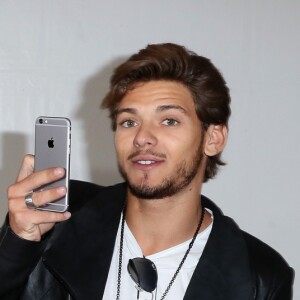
[43,183,126,300]
[184,196,253,299]
[43,183,253,300]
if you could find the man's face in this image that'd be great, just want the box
[114,80,206,199]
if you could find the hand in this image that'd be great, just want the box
[7,155,71,241]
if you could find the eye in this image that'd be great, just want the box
[162,118,179,126]
[120,120,137,128]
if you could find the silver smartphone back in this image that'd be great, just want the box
[34,116,71,212]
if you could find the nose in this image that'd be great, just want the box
[133,124,158,148]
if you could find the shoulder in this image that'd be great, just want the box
[202,195,294,298]
[242,231,294,296]
[202,195,293,275]
[242,230,291,273]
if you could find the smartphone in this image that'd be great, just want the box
[34,116,71,212]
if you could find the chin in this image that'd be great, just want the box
[127,177,188,200]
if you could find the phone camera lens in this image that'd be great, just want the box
[39,119,43,124]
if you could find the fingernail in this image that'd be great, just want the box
[64,211,71,218]
[55,168,65,176]
[57,188,66,196]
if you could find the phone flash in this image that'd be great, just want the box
[45,120,48,123]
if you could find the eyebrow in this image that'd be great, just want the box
[156,104,188,114]
[116,104,188,116]
[116,107,137,116]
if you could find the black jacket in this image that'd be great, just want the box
[0,180,294,299]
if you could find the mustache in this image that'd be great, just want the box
[127,149,167,160]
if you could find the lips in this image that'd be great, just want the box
[136,160,156,165]
[132,156,163,164]
[130,153,165,168]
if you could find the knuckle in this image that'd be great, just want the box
[13,211,26,226]
[48,170,59,182]
[46,212,60,223]
[33,191,43,206]
[53,212,64,221]
[33,169,58,188]
[33,189,56,207]
[52,212,67,223]
[7,198,16,211]
[8,196,24,214]
[7,184,16,199]
[23,154,34,165]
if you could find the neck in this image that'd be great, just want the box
[125,183,211,256]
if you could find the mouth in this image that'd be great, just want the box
[132,159,163,172]
[130,153,165,170]
[136,160,156,165]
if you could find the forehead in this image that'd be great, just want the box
[117,80,195,112]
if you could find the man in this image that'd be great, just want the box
[0,43,294,299]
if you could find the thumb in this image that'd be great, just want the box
[16,155,35,182]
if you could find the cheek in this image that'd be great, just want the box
[167,133,197,153]
[115,133,132,158]
[114,134,123,159]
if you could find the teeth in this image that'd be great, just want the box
[138,160,155,165]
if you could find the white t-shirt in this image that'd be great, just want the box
[103,210,213,300]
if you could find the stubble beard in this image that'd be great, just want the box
[118,140,204,200]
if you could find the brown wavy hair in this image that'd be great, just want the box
[102,43,231,182]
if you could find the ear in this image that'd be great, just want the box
[204,125,228,156]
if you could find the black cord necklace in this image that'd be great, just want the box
[116,203,205,300]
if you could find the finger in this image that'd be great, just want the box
[8,186,66,216]
[33,211,71,226]
[10,167,65,199]
[29,186,67,208]
[11,210,71,240]
[16,154,34,182]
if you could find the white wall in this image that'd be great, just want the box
[0,0,299,297]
